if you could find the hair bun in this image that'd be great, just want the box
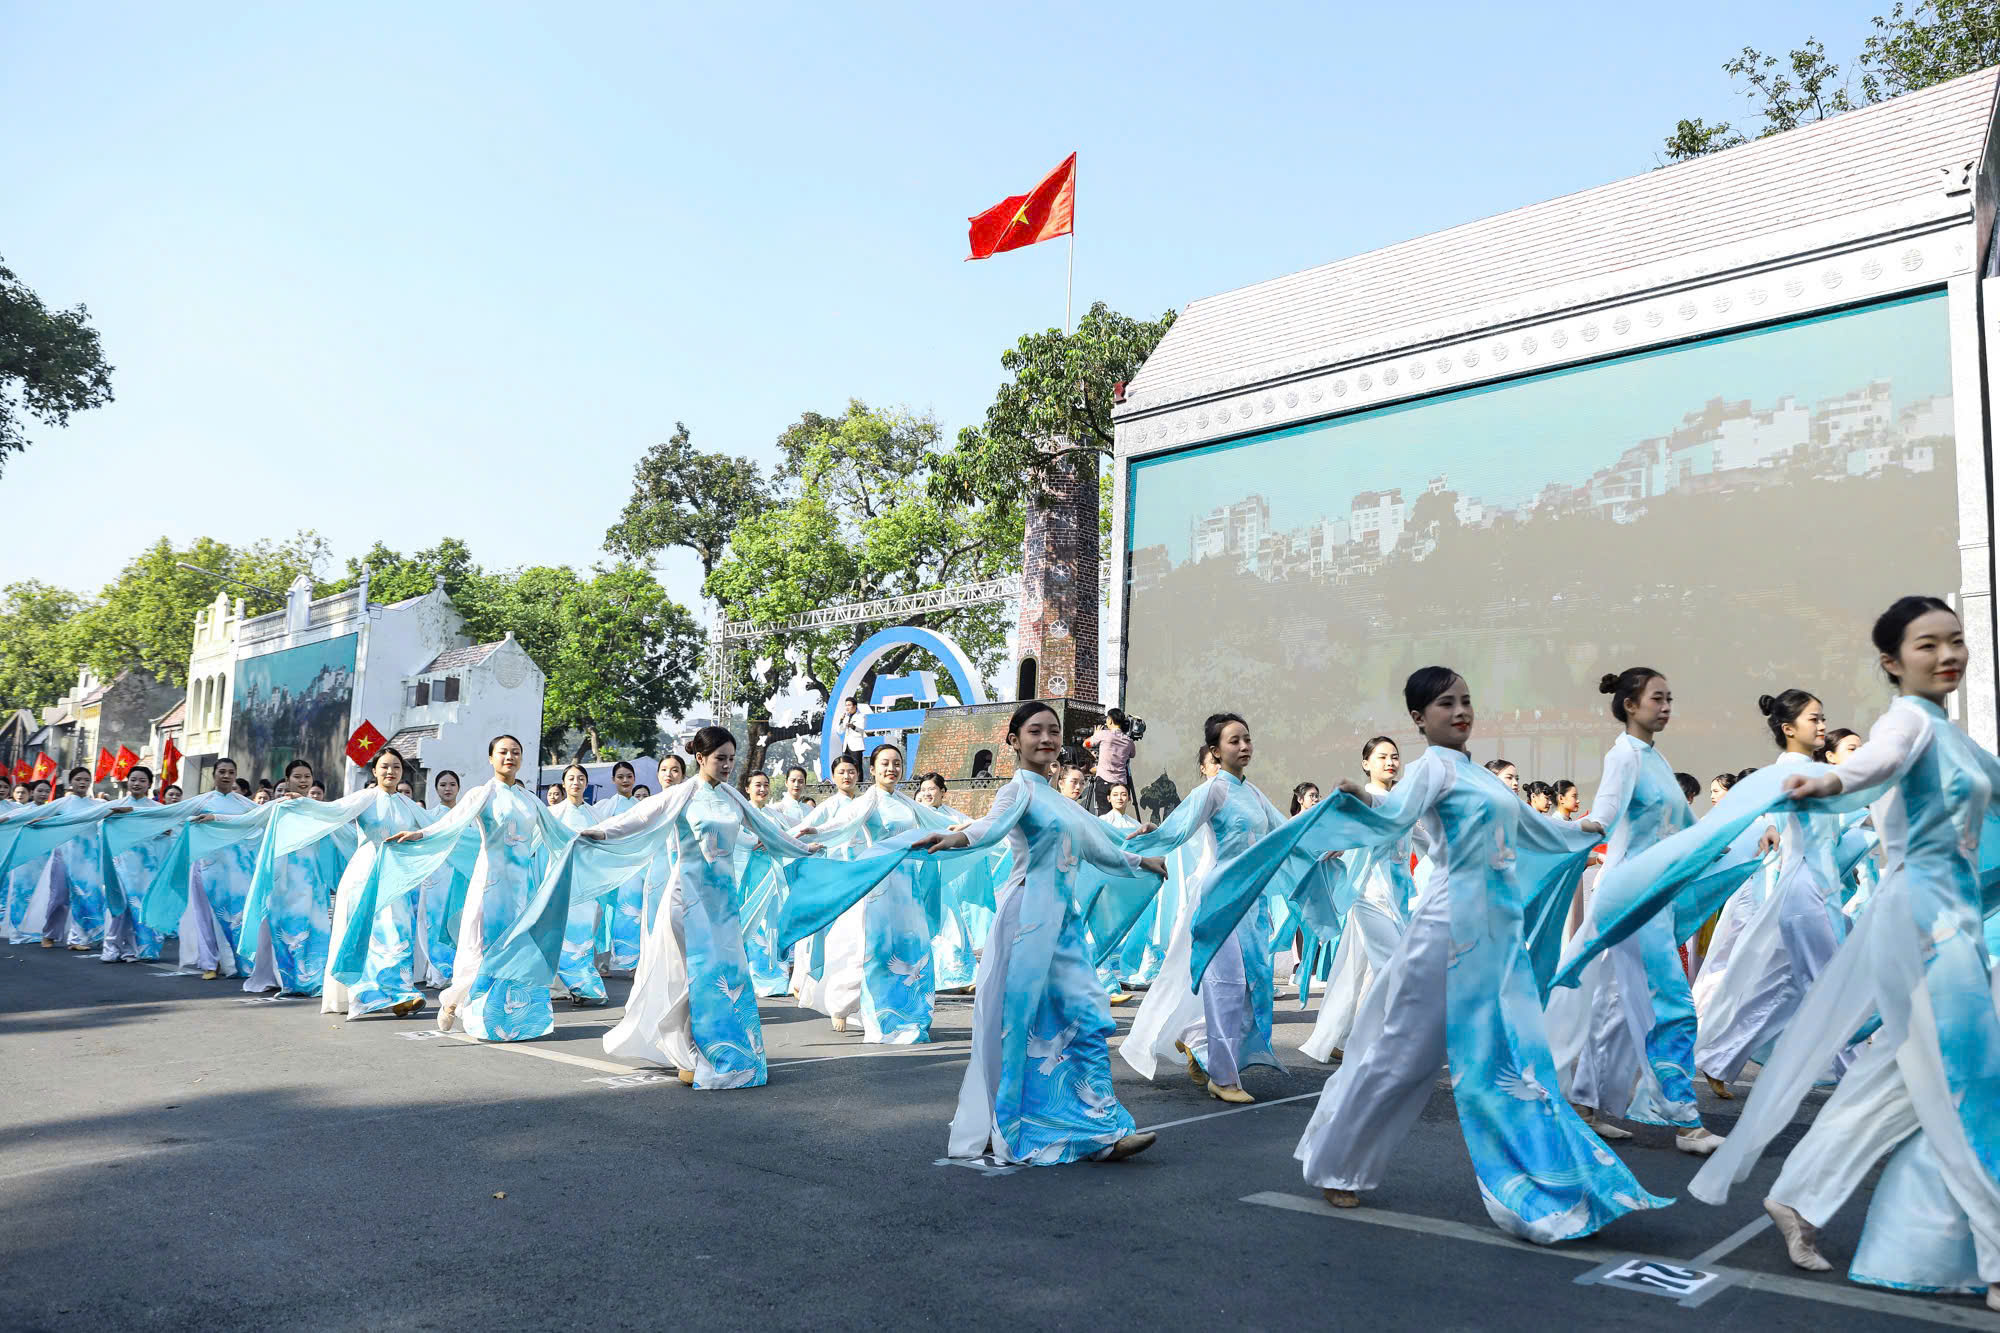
[1756,694,1777,716]
[682,738,699,756]
[1597,673,1619,694]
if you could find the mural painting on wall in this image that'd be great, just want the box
[231,635,358,786]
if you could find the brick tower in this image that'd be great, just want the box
[1015,445,1098,703]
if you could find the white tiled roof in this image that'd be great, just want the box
[1123,68,1999,414]
[420,641,503,674]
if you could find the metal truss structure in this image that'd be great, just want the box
[704,576,1022,717]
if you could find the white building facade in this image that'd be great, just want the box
[177,572,545,801]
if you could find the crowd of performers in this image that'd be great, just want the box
[3,594,1996,1309]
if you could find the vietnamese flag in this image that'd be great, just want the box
[30,753,56,784]
[346,720,388,769]
[10,758,28,783]
[94,747,115,783]
[112,746,139,781]
[161,737,183,790]
[966,152,1075,260]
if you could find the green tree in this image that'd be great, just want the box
[479,563,700,762]
[72,532,330,686]
[1861,0,2000,99]
[707,401,1022,766]
[0,255,115,475]
[931,302,1177,515]
[327,537,485,606]
[603,422,772,578]
[0,581,89,710]
[1664,3,2000,162]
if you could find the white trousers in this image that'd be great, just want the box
[1295,881,1449,1191]
[1301,899,1402,1063]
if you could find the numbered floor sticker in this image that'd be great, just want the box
[1578,1258,1732,1307]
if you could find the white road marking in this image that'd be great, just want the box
[1136,1090,1321,1133]
[1691,1213,1772,1267]
[1242,1192,2000,1329]
[438,1031,631,1073]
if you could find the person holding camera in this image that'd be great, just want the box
[1083,709,1138,814]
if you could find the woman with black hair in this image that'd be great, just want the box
[1199,666,1661,1238]
[11,766,109,950]
[1564,598,1999,1305]
[279,744,442,1018]
[516,725,828,1087]
[769,765,812,827]
[548,762,609,1006]
[1553,780,1581,820]
[733,769,794,998]
[1561,666,1724,1155]
[1084,708,1137,814]
[792,743,984,1043]
[590,760,646,976]
[1692,689,1852,1097]
[920,771,989,994]
[1121,712,1291,1104]
[379,735,584,1040]
[786,701,1164,1162]
[791,751,866,1025]
[1301,735,1421,1064]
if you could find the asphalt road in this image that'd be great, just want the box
[2,944,1992,1332]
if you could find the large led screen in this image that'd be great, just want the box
[1121,292,1958,813]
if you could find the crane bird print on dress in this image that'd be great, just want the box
[1028,1021,1082,1075]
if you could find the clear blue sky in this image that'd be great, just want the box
[0,1,1893,614]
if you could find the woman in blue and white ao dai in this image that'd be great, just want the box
[303,787,445,1016]
[8,792,111,949]
[1301,777,1423,1064]
[790,778,863,1018]
[590,784,646,975]
[731,787,795,998]
[1122,771,1287,1092]
[799,777,969,1043]
[1693,749,1854,1087]
[565,776,818,1085]
[1575,694,2000,1297]
[233,797,353,996]
[1254,746,1669,1242]
[0,800,61,944]
[174,790,259,975]
[1097,802,1150,983]
[784,769,1157,1162]
[98,790,172,962]
[550,792,609,1004]
[379,776,579,1041]
[1558,732,1707,1135]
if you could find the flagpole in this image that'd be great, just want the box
[1064,230,1074,336]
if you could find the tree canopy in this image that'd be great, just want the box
[931,302,1175,515]
[0,255,115,475]
[704,400,1022,752]
[602,421,772,578]
[1663,1,2000,162]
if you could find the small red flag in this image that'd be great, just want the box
[161,737,182,790]
[10,759,28,783]
[30,753,56,783]
[112,746,139,781]
[94,747,115,783]
[346,720,388,769]
[966,152,1076,260]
